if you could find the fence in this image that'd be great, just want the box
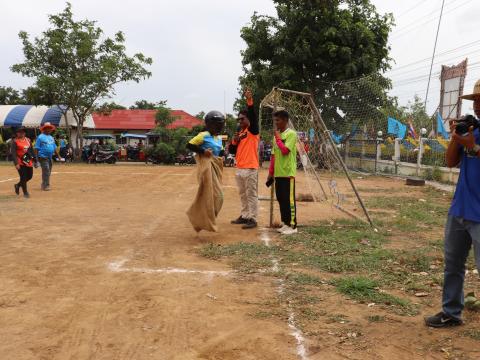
[344,137,459,184]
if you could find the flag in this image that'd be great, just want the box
[387,117,407,139]
[407,120,417,139]
[437,113,449,140]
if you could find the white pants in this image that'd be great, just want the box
[235,169,258,221]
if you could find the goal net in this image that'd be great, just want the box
[259,87,374,227]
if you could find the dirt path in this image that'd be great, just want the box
[0,164,300,360]
[1,164,479,360]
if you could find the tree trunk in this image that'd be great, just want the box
[72,113,83,161]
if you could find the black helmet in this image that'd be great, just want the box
[205,111,225,124]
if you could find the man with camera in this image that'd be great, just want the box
[425,80,480,328]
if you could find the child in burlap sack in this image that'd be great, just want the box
[186,111,226,232]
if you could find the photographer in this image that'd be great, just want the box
[425,81,480,328]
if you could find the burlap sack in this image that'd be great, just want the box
[186,155,224,232]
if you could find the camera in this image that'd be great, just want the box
[456,114,480,135]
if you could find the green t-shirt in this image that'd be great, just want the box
[273,128,297,177]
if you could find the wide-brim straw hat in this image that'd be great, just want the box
[460,79,480,100]
[40,122,56,131]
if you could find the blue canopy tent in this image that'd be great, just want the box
[121,133,147,140]
[0,105,95,129]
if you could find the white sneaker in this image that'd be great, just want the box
[277,224,289,233]
[281,227,298,235]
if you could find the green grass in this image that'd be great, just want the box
[199,242,273,273]
[333,276,417,315]
[199,186,449,318]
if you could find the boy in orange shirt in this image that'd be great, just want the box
[229,90,260,229]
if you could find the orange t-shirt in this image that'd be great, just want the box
[235,129,260,169]
[15,137,33,167]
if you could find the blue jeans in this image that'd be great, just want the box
[442,216,480,319]
[39,157,53,189]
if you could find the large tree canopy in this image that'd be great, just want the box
[11,2,152,154]
[238,0,394,132]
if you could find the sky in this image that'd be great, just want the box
[1,0,479,116]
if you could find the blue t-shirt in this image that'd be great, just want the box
[188,131,223,156]
[449,128,480,222]
[35,133,57,159]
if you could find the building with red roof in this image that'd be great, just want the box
[89,109,202,144]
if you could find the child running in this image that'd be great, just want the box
[267,110,298,235]
[186,111,226,233]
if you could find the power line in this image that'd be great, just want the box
[391,0,474,39]
[395,0,429,20]
[391,0,462,35]
[386,39,480,74]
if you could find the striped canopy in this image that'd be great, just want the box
[0,105,95,128]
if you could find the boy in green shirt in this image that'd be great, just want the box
[267,110,298,235]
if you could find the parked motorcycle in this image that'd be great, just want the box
[94,150,117,164]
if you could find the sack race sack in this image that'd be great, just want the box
[186,155,224,232]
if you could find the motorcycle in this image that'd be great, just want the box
[177,152,196,165]
[95,149,117,164]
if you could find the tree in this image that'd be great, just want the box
[155,103,177,127]
[0,86,24,105]
[11,3,152,156]
[224,114,237,138]
[195,111,206,120]
[95,102,127,115]
[129,100,166,110]
[237,0,394,130]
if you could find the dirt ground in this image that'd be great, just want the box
[0,163,478,359]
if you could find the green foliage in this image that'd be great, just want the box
[224,113,237,138]
[381,94,432,132]
[237,0,394,128]
[195,111,206,120]
[146,142,175,164]
[155,105,176,127]
[423,166,443,182]
[130,100,166,110]
[11,2,152,154]
[0,86,25,105]
[0,142,8,159]
[333,276,415,314]
[95,102,127,115]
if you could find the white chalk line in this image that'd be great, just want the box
[260,229,308,360]
[108,258,231,276]
[0,177,17,183]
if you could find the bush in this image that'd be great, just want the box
[423,166,443,182]
[0,142,8,160]
[151,142,175,164]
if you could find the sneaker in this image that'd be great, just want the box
[425,312,463,328]
[281,226,298,235]
[242,219,258,229]
[42,186,50,191]
[231,216,248,225]
[23,193,30,199]
[14,184,20,195]
[277,224,289,233]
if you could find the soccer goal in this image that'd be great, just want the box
[259,87,374,227]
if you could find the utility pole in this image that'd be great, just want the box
[424,0,446,111]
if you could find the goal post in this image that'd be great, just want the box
[259,87,374,227]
